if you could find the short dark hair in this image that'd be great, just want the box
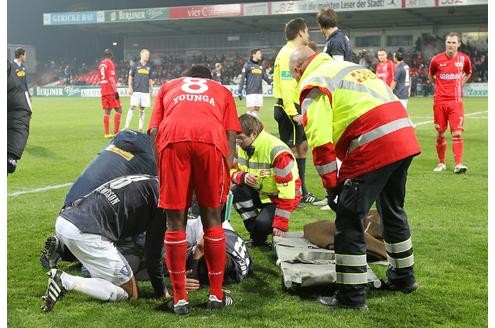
[104,48,113,58]
[186,65,212,79]
[250,48,261,58]
[446,32,461,42]
[378,49,387,54]
[285,18,307,41]
[239,113,264,135]
[316,8,338,29]
[14,48,25,58]
[394,51,404,61]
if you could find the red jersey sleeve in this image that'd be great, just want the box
[222,88,241,133]
[429,57,437,77]
[464,55,472,75]
[148,84,166,131]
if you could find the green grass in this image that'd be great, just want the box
[7,96,487,327]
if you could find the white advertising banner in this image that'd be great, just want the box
[270,0,401,14]
[243,2,270,16]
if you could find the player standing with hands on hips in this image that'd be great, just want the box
[429,32,472,174]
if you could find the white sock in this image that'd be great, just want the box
[125,108,134,129]
[61,272,128,301]
[138,109,145,131]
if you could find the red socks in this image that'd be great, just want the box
[436,136,446,164]
[203,225,226,300]
[164,230,188,304]
[452,135,463,165]
[103,114,110,135]
[114,112,121,134]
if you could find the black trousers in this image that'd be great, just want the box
[231,184,275,245]
[335,156,416,305]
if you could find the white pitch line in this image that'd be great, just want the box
[8,183,73,197]
[414,110,488,127]
[7,110,488,198]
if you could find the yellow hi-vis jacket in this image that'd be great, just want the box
[273,41,299,116]
[296,53,420,189]
[232,130,302,231]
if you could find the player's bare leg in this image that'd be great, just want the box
[164,209,189,314]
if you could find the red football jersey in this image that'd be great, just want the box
[375,60,395,86]
[149,77,241,157]
[429,51,472,102]
[99,58,117,96]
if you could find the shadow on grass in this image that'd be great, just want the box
[25,144,60,159]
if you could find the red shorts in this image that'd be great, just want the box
[433,101,464,133]
[157,141,230,210]
[101,94,121,110]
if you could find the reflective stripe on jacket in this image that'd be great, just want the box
[297,53,421,188]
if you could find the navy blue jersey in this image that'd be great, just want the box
[129,63,153,93]
[64,130,156,206]
[238,60,272,95]
[61,175,160,241]
[12,60,29,95]
[7,60,32,161]
[323,29,352,62]
[393,62,410,100]
[60,174,167,297]
[224,229,253,283]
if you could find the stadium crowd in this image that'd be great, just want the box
[30,34,487,93]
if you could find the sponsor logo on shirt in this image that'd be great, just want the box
[137,68,150,74]
[105,145,134,161]
[439,73,460,80]
[351,70,377,83]
[16,70,26,77]
[251,68,262,74]
[260,169,271,177]
[281,70,292,80]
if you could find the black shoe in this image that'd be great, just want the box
[380,279,419,294]
[40,236,61,270]
[317,295,368,310]
[245,239,270,248]
[41,269,66,312]
[302,192,319,204]
[206,293,234,310]
[166,299,190,315]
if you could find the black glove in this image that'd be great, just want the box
[326,186,342,212]
[7,155,17,174]
[238,94,243,101]
[115,92,120,100]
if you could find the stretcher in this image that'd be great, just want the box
[273,232,382,291]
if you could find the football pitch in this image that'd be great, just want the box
[7,96,487,327]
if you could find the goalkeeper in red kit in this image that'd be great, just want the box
[148,65,241,315]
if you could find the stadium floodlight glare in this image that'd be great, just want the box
[112,42,118,46]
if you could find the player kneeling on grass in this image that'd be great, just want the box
[41,174,167,312]
[231,114,302,246]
